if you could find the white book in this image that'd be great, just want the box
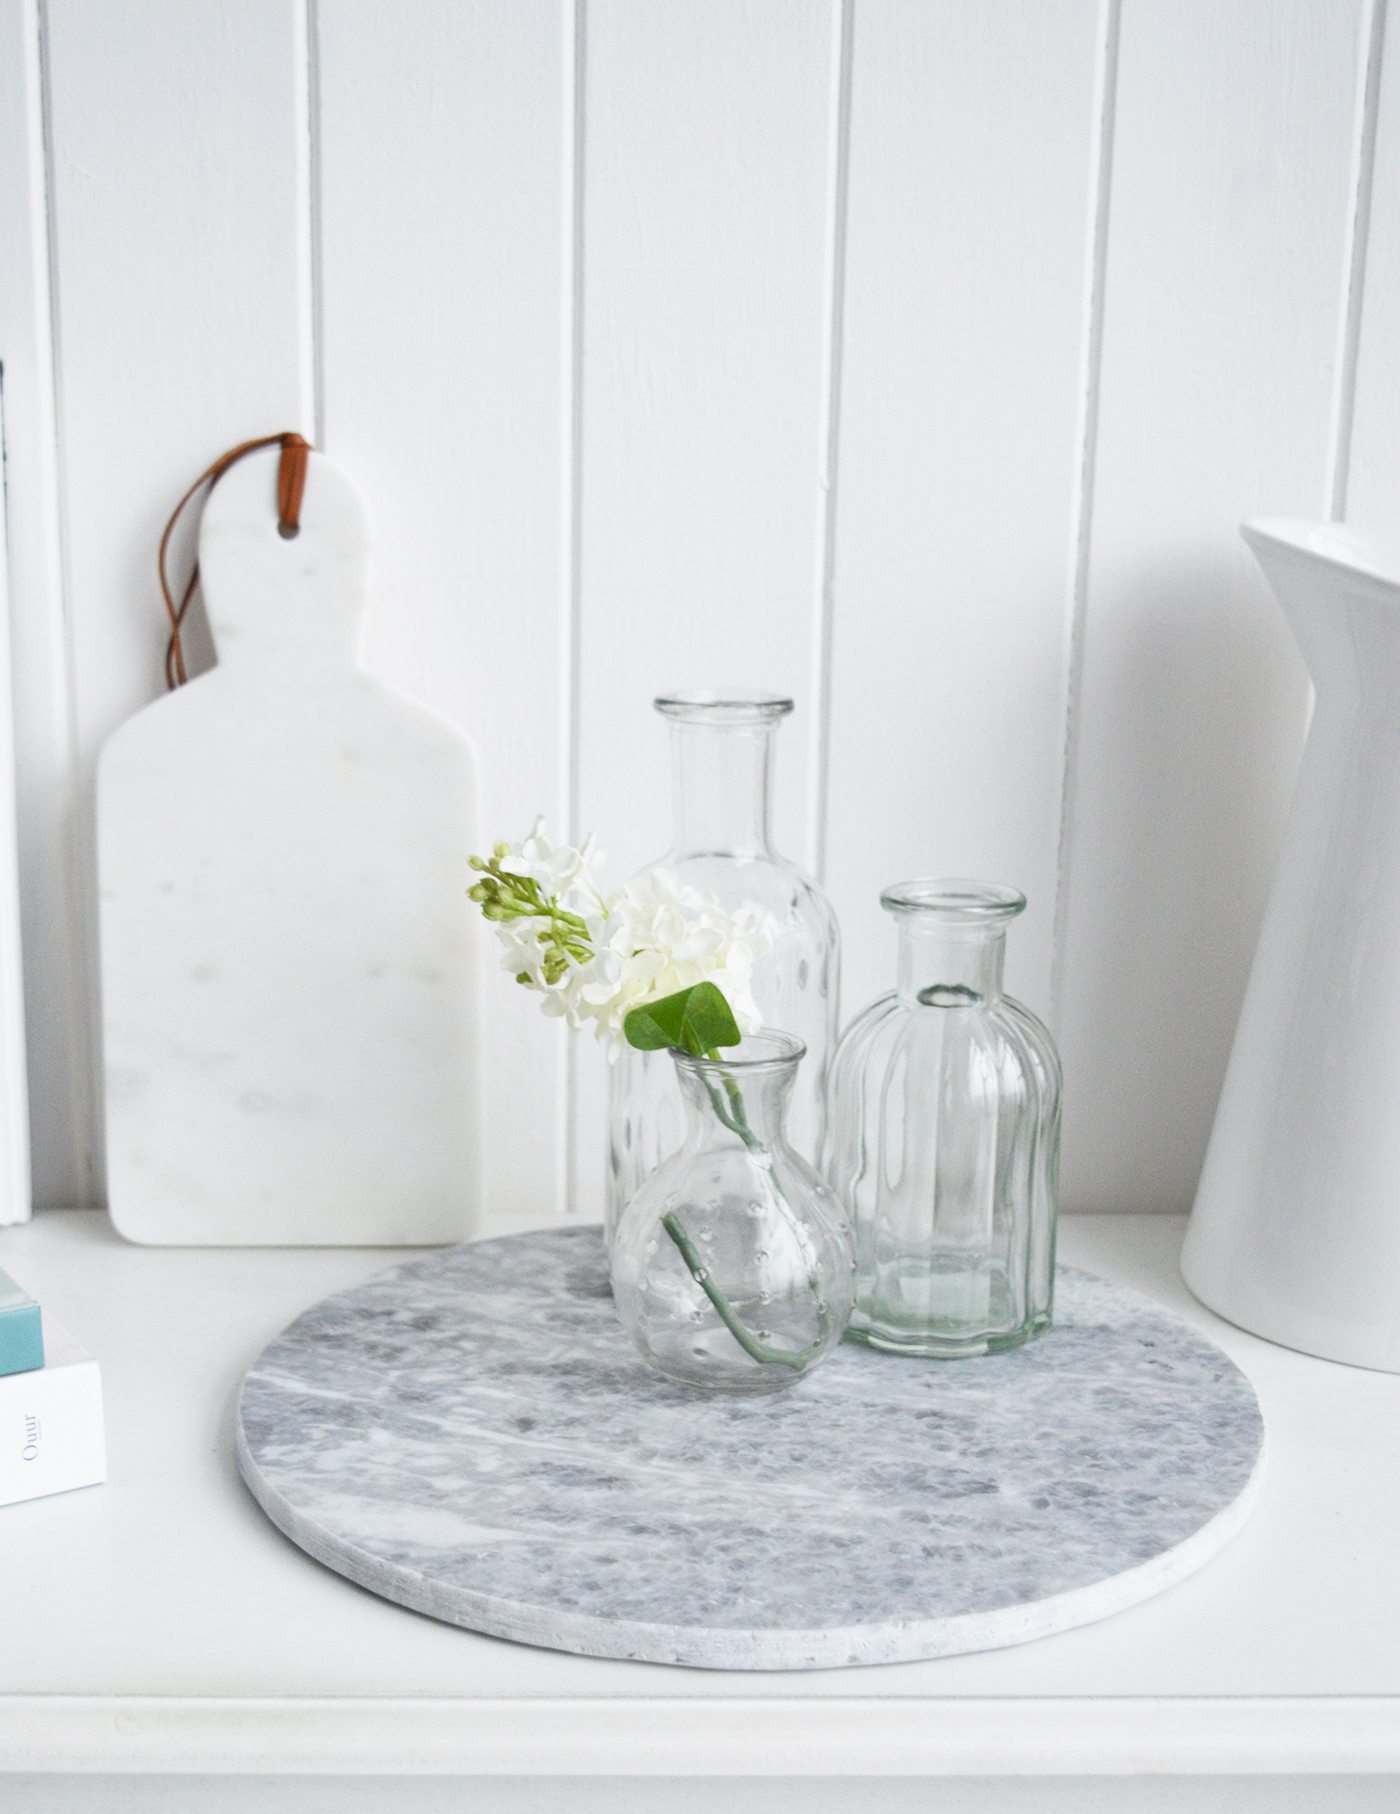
[0,1312,105,1508]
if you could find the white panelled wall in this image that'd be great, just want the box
[0,0,1395,1224]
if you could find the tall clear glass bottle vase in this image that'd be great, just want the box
[606,693,840,1245]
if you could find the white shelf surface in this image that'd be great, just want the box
[0,1210,1397,1777]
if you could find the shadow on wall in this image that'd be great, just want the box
[1058,542,1310,1215]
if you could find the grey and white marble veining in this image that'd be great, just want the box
[235,1229,1265,1670]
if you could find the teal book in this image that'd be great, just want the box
[0,1270,43,1376]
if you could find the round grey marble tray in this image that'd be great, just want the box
[235,1228,1265,1671]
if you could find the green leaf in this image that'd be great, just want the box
[623,980,742,1056]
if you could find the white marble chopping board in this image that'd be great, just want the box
[98,447,481,1245]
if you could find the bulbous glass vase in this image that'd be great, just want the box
[822,881,1060,1358]
[606,693,840,1247]
[611,1032,855,1395]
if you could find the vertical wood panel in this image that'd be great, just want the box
[1348,0,1400,529]
[0,0,69,1210]
[826,0,1104,1029]
[572,0,838,1222]
[44,0,313,1204]
[1057,0,1368,1212]
[0,390,35,1223]
[316,0,570,1230]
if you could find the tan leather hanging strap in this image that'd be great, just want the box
[275,435,309,539]
[160,431,312,689]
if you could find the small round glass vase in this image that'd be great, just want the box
[822,881,1060,1359]
[611,1032,855,1396]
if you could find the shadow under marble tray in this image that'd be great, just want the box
[235,1227,1265,1671]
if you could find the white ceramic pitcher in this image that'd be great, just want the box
[1182,518,1400,1371]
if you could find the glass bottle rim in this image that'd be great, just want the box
[671,1028,806,1074]
[654,690,794,726]
[880,879,1027,923]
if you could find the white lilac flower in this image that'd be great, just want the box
[469,826,770,1058]
[570,870,769,1057]
[497,816,605,910]
[494,918,560,992]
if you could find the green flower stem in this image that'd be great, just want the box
[699,1050,763,1152]
[660,1212,815,1372]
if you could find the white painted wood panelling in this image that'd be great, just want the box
[571,0,839,1221]
[2,1,1396,1225]
[826,0,1104,1028]
[0,388,34,1224]
[1348,0,1399,530]
[41,0,314,1204]
[1055,0,1371,1212]
[0,0,72,1215]
[314,0,570,1228]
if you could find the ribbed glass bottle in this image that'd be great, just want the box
[605,693,839,1246]
[822,880,1059,1357]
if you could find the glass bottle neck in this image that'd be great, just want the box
[668,722,776,859]
[677,1055,795,1150]
[896,918,1006,1006]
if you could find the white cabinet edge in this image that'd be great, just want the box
[0,1693,1396,1775]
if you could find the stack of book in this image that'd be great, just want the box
[0,1269,105,1507]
